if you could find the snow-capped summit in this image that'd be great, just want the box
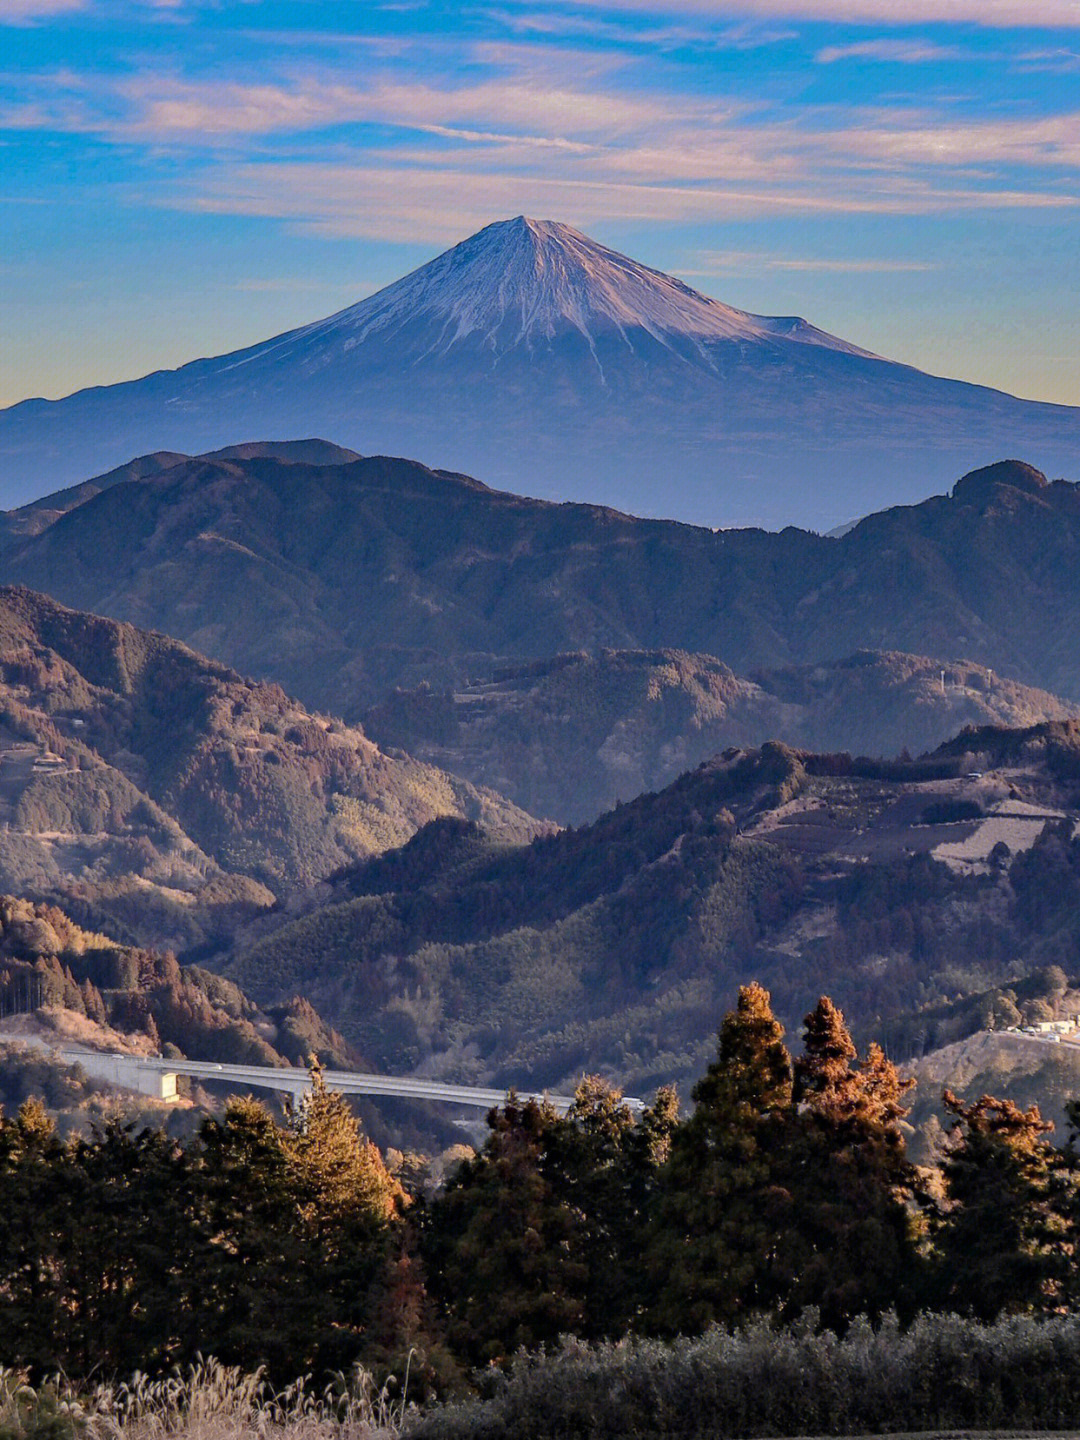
[2,218,1077,528]
[236,216,872,374]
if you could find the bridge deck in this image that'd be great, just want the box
[0,1034,645,1113]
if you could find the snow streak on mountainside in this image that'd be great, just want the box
[241,217,875,364]
[2,218,1078,528]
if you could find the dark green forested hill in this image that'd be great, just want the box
[5,453,1080,729]
[0,586,538,950]
[227,721,1080,1098]
[365,647,1080,824]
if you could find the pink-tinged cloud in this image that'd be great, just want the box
[538,0,1080,26]
[817,40,966,63]
[179,159,1078,245]
[1,0,86,22]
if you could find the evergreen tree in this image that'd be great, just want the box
[424,1094,584,1365]
[0,1100,68,1373]
[0,1105,204,1376]
[782,999,920,1328]
[199,1069,406,1378]
[196,1094,316,1375]
[542,1076,673,1338]
[935,1090,1065,1320]
[647,983,794,1333]
[285,1059,403,1240]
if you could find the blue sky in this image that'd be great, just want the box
[2,0,1078,409]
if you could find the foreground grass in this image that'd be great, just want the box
[0,1360,409,1440]
[8,1315,1080,1440]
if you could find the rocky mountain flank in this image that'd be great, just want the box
[225,721,1080,1102]
[0,586,538,951]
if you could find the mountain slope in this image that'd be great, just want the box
[366,648,1080,824]
[2,219,1076,528]
[226,724,1080,1096]
[0,894,360,1072]
[0,439,359,550]
[5,453,1080,728]
[0,586,538,950]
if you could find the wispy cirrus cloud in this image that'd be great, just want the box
[817,39,967,63]
[175,154,1077,248]
[2,66,740,149]
[0,0,87,23]
[1016,45,1080,70]
[529,0,1080,27]
[685,249,939,273]
[484,8,798,49]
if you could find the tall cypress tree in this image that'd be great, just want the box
[196,1094,316,1376]
[286,1060,403,1240]
[646,983,794,1334]
[424,1094,585,1365]
[782,999,920,1328]
[935,1090,1065,1320]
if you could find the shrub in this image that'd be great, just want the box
[0,1372,86,1440]
[407,1312,1080,1440]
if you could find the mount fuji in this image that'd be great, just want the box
[3,216,1078,528]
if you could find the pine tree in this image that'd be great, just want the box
[646,983,794,1333]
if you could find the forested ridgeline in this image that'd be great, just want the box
[4,984,1080,1416]
[229,728,1080,1102]
[365,646,1080,827]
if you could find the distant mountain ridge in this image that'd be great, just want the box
[2,218,1076,527]
[366,647,1080,824]
[4,452,1080,733]
[0,439,359,547]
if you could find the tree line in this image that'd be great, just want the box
[0,985,1077,1390]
